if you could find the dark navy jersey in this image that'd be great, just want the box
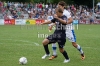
[51,15,67,34]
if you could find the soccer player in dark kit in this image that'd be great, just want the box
[41,7,70,63]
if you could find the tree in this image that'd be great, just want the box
[1,0,32,2]
[71,0,98,7]
[1,0,100,7]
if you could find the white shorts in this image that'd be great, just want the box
[66,30,76,42]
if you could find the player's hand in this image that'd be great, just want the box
[49,26,53,30]
[54,14,58,19]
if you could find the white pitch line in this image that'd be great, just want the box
[33,42,40,46]
[0,39,99,50]
[0,39,40,46]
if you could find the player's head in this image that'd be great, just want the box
[58,1,66,10]
[56,8,63,17]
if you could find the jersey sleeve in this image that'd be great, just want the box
[63,10,71,19]
[66,12,71,18]
[51,18,56,23]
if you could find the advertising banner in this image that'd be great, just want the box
[0,19,4,25]
[0,19,100,25]
[4,19,15,25]
[94,20,100,24]
[36,19,44,24]
[26,19,36,25]
[15,19,26,25]
[79,19,100,24]
[73,20,79,25]
[79,20,86,24]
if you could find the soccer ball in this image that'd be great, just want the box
[19,57,27,65]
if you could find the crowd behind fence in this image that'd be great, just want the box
[0,1,100,24]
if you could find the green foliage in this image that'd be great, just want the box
[33,0,45,3]
[1,0,32,2]
[1,0,100,7]
[97,0,100,2]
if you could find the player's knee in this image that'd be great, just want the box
[42,39,49,45]
[59,48,64,53]
[42,41,46,45]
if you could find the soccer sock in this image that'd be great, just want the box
[43,44,50,54]
[77,44,84,54]
[62,50,69,60]
[52,43,57,56]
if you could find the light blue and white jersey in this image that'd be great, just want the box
[63,9,76,42]
[47,16,53,21]
[63,9,74,30]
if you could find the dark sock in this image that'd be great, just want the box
[62,50,69,59]
[43,44,50,54]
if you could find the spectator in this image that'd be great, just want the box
[0,1,99,21]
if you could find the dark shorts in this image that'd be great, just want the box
[90,19,94,23]
[46,33,66,48]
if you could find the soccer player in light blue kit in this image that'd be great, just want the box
[42,1,85,61]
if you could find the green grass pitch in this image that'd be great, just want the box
[0,24,100,66]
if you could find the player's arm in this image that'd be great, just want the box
[41,20,51,25]
[66,12,73,24]
[67,17,73,24]
[50,23,55,27]
[54,14,67,24]
[49,23,55,30]
[56,18,67,24]
[41,18,56,25]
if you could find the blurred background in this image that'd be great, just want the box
[0,0,100,24]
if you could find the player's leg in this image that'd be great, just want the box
[58,39,70,63]
[49,43,57,60]
[72,42,85,60]
[42,34,56,59]
[52,43,57,56]
[42,39,50,59]
[59,48,70,63]
[71,30,85,60]
[66,30,85,60]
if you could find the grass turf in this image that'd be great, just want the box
[0,24,100,66]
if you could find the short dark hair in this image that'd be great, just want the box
[56,8,63,13]
[58,1,66,7]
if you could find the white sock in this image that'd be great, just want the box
[77,44,84,54]
[52,43,57,56]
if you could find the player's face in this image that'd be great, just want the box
[56,11,59,17]
[56,11,62,17]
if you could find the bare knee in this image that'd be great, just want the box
[59,48,64,53]
[42,39,49,45]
